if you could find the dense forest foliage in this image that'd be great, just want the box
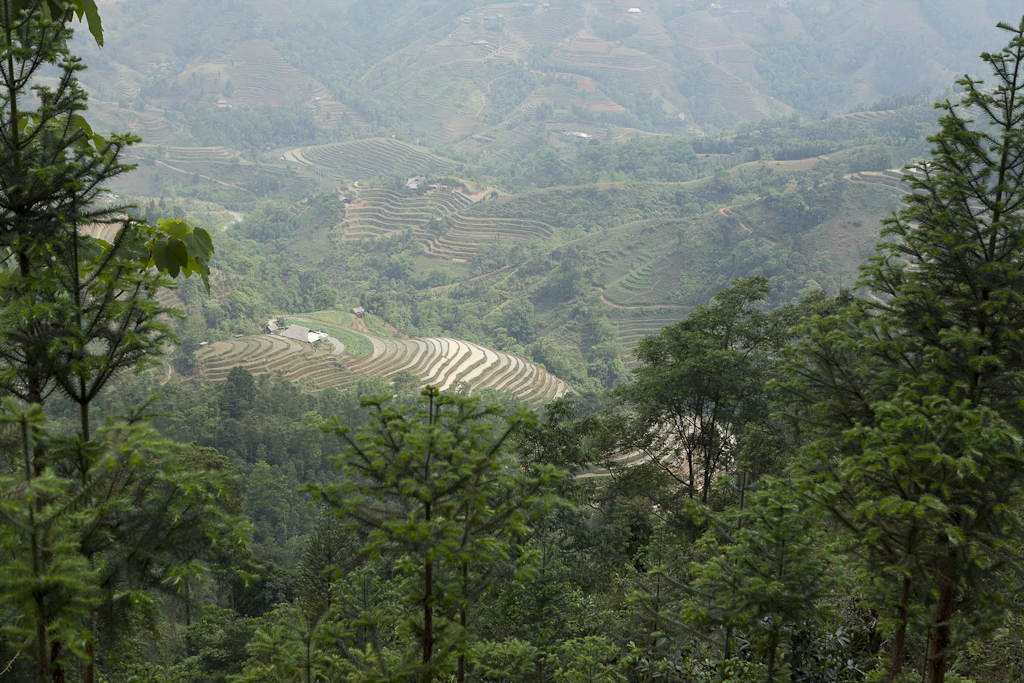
[5,3,1024,683]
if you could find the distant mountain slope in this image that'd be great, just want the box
[72,0,1013,155]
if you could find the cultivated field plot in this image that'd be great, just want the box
[341,187,472,240]
[609,311,691,368]
[339,183,553,260]
[525,77,627,116]
[178,40,329,108]
[577,426,692,479]
[553,50,667,89]
[506,5,586,43]
[196,330,569,404]
[85,104,188,146]
[165,147,234,162]
[289,138,459,181]
[427,215,555,260]
[82,63,144,100]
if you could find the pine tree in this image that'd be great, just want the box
[781,17,1024,683]
[0,0,213,430]
[311,387,564,683]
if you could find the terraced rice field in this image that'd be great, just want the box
[704,64,766,122]
[314,101,370,131]
[507,6,586,43]
[341,188,471,240]
[554,51,666,89]
[846,170,912,196]
[339,186,552,259]
[290,138,458,181]
[196,40,327,107]
[197,335,353,390]
[196,331,570,404]
[577,427,690,479]
[564,37,612,53]
[87,104,181,146]
[422,45,476,68]
[627,12,672,45]
[83,223,122,242]
[166,146,233,161]
[610,313,691,367]
[86,64,143,100]
[174,38,356,121]
[427,213,556,259]
[838,109,897,124]
[449,58,487,78]
[606,262,658,301]
[131,114,176,145]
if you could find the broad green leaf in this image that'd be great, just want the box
[190,227,214,256]
[151,239,174,277]
[76,0,104,46]
[182,232,211,264]
[157,218,190,241]
[165,238,188,277]
[68,114,93,138]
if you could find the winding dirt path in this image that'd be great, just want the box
[717,207,752,233]
[474,77,498,117]
[216,210,243,231]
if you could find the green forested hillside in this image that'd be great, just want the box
[7,2,1024,683]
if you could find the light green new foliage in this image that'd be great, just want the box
[235,604,348,683]
[547,636,627,683]
[467,637,539,683]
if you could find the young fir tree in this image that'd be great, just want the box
[781,17,1024,683]
[311,387,564,683]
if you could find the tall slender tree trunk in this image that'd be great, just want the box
[765,630,779,680]
[457,563,468,683]
[424,557,433,679]
[887,575,913,683]
[49,641,64,683]
[926,551,958,683]
[423,498,433,683]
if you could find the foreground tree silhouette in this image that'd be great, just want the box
[782,17,1024,683]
